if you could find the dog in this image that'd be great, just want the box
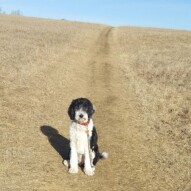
[65,98,108,176]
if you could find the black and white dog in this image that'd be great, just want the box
[65,98,108,176]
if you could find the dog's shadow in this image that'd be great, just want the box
[40,125,70,161]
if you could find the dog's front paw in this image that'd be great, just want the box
[69,167,78,174]
[84,168,94,176]
[92,166,95,171]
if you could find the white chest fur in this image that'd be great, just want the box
[69,119,93,154]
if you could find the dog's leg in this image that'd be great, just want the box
[69,147,78,174]
[84,148,94,176]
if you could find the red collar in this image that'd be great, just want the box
[74,120,90,126]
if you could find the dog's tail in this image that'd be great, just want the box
[100,152,108,159]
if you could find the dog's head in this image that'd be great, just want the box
[68,98,95,124]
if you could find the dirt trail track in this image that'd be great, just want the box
[2,16,191,191]
[87,27,149,190]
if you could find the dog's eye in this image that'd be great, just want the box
[80,107,87,112]
[75,107,80,111]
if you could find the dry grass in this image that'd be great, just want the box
[116,27,191,190]
[1,15,191,191]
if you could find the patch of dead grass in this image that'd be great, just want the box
[116,26,191,190]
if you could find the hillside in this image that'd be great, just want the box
[1,15,191,191]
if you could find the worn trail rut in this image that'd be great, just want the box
[85,27,147,190]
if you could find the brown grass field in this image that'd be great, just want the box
[1,15,191,191]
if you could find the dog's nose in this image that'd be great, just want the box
[79,114,83,118]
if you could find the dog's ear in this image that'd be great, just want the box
[88,104,95,118]
[68,100,76,120]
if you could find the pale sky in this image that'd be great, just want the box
[0,0,191,30]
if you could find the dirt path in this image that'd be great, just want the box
[84,27,149,190]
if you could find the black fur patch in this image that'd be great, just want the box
[90,126,102,166]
